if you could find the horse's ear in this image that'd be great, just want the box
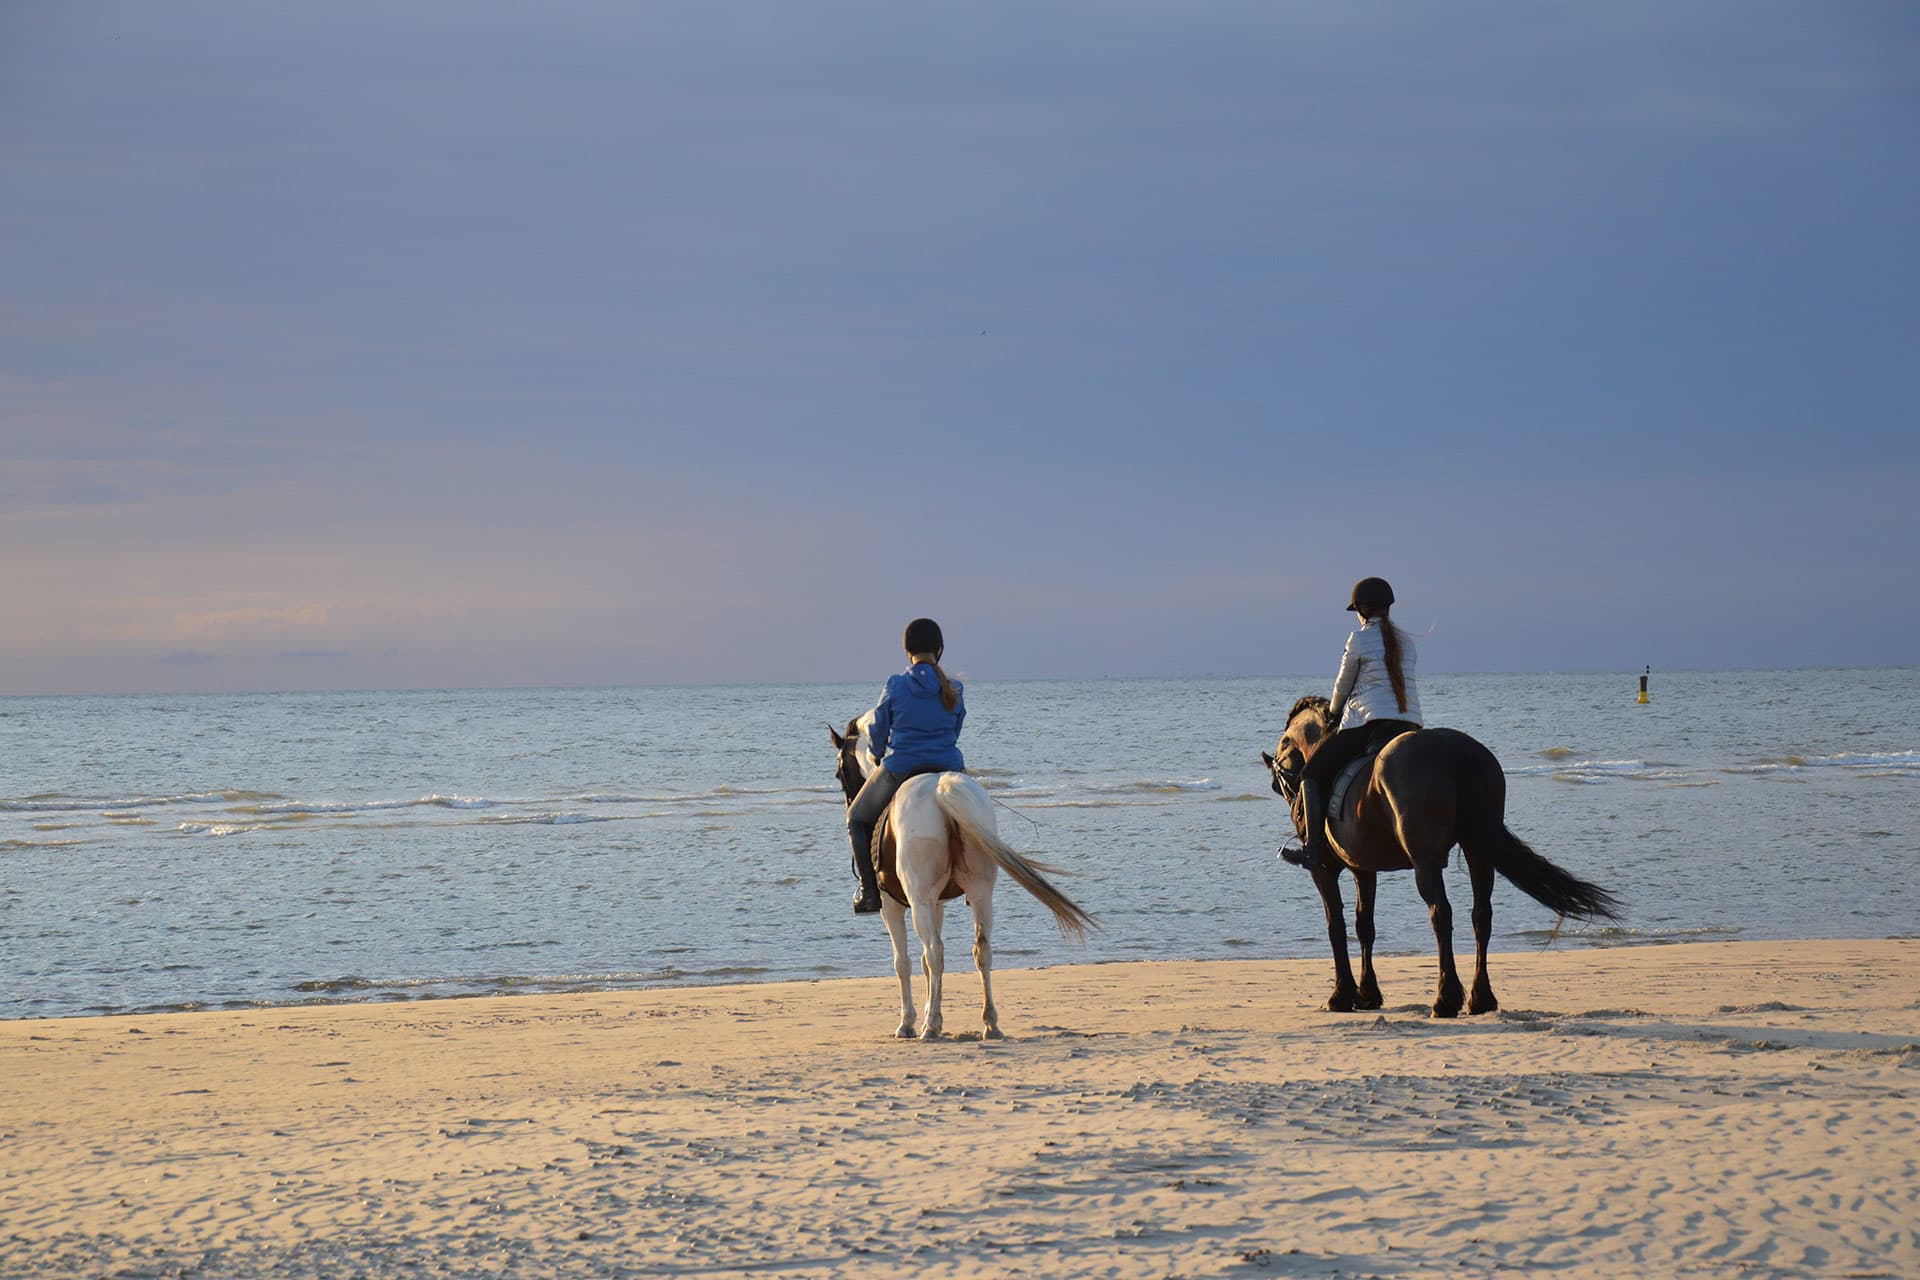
[1303,723,1322,744]
[827,722,845,749]
[1260,751,1275,768]
[844,718,861,739]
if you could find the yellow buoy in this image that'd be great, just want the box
[1637,665,1650,704]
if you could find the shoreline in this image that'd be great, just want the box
[11,928,1888,1025]
[3,939,1916,1277]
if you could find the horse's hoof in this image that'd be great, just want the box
[1326,989,1357,1013]
[896,1023,915,1039]
[1355,987,1384,1011]
[919,1028,943,1042]
[1430,1003,1459,1019]
[983,1025,1004,1041]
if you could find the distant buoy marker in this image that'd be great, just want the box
[1637,665,1651,705]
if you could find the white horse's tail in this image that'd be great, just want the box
[934,775,1095,942]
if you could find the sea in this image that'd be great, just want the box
[2,669,1915,1021]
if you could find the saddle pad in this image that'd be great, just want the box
[1327,754,1371,827]
[871,809,965,906]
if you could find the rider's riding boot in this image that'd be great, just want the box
[1284,777,1332,871]
[852,841,882,915]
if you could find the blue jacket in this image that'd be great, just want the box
[868,663,965,774]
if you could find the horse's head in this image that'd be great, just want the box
[827,717,869,805]
[1263,694,1335,801]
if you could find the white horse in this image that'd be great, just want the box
[830,715,1092,1039]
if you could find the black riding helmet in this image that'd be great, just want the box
[1346,577,1395,613]
[903,617,944,660]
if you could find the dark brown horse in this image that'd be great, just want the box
[1264,696,1620,1017]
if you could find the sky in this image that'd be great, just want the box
[2,2,1916,695]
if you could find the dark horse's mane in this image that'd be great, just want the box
[1287,694,1330,724]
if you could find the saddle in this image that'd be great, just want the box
[1322,734,1408,852]
[1327,750,1375,828]
[870,808,966,906]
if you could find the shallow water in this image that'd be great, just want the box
[2,668,1915,1018]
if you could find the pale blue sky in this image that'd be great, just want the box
[3,3,1915,694]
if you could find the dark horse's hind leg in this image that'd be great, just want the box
[1466,856,1499,1015]
[1310,863,1361,1012]
[1413,861,1466,1018]
[1352,869,1384,1010]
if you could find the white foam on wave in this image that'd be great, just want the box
[236,800,363,815]
[412,794,495,810]
[478,812,617,826]
[176,821,270,837]
[1507,759,1698,785]
[1724,750,1920,779]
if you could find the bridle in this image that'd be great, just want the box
[1269,746,1304,805]
[828,721,870,807]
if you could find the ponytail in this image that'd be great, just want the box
[1376,608,1409,714]
[912,653,960,712]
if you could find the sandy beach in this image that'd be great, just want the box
[2,939,1915,1278]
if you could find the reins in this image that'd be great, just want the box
[978,778,1041,832]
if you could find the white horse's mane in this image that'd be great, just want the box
[853,708,881,777]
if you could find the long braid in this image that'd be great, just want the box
[1377,607,1409,714]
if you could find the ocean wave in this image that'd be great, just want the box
[281,964,779,1002]
[1506,759,1699,785]
[578,785,836,808]
[1723,751,1920,779]
[407,794,496,810]
[1086,778,1223,795]
[231,799,363,815]
[575,792,676,805]
[1510,924,1742,947]
[476,812,618,826]
[175,821,271,837]
[230,794,509,817]
[2,791,236,813]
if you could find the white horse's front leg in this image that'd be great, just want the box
[880,896,913,1038]
[911,894,946,1040]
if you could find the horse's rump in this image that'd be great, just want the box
[871,804,965,905]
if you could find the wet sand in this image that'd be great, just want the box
[2,939,1915,1278]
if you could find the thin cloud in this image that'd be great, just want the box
[154,649,218,666]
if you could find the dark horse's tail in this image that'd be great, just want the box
[1451,733,1622,922]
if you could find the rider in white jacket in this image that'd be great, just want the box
[1285,577,1423,872]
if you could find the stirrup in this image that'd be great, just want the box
[1278,843,1325,870]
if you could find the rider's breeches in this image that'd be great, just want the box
[846,768,904,879]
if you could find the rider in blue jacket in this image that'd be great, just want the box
[846,618,966,914]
